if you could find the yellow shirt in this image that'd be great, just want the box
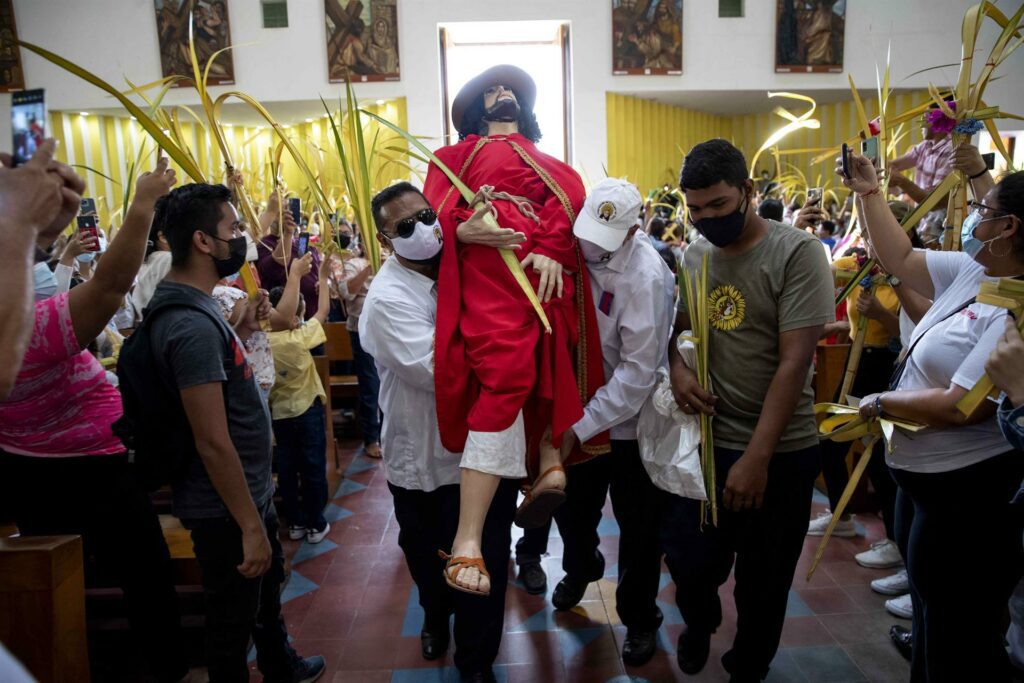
[267,319,327,420]
[833,256,900,348]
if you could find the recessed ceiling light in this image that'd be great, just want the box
[305,118,313,123]
[376,99,385,105]
[79,112,89,117]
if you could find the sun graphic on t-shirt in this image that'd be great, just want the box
[708,284,746,331]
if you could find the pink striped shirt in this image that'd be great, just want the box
[0,293,125,457]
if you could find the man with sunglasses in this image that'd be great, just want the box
[422,64,608,598]
[359,182,525,683]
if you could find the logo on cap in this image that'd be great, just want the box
[598,201,617,222]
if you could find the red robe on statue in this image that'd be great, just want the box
[423,133,609,472]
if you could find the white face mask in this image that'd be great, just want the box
[391,219,443,261]
[33,261,58,300]
[579,238,613,264]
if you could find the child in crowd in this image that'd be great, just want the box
[267,253,332,543]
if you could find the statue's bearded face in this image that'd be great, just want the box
[483,84,517,111]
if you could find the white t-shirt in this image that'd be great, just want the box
[886,250,1008,473]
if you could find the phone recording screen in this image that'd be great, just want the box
[296,233,310,256]
[12,89,45,166]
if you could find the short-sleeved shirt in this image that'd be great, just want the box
[678,220,835,452]
[211,285,276,392]
[148,281,274,519]
[0,292,125,457]
[255,235,321,319]
[833,256,900,348]
[887,250,1008,473]
[906,137,954,192]
[268,319,327,420]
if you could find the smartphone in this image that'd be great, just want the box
[296,232,310,257]
[287,197,301,225]
[808,187,823,205]
[11,89,46,167]
[982,152,996,170]
[841,142,851,179]
[79,197,97,216]
[77,215,100,250]
[860,137,880,164]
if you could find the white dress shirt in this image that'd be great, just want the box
[574,233,675,442]
[358,258,461,491]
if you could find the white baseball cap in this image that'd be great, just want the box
[574,178,643,252]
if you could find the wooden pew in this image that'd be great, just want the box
[0,535,90,682]
[314,355,341,474]
[323,322,359,402]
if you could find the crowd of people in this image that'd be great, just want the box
[1,65,1023,683]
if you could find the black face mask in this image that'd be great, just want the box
[692,193,749,248]
[337,233,352,249]
[210,234,248,278]
[483,98,520,123]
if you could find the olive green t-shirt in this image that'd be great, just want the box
[677,220,835,452]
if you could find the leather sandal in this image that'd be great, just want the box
[439,551,491,596]
[515,465,567,530]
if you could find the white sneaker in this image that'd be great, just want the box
[856,539,904,569]
[306,522,331,544]
[885,593,913,619]
[871,569,910,595]
[806,510,857,537]
[288,525,307,541]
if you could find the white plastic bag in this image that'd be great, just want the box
[638,333,708,500]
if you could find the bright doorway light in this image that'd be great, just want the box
[440,20,571,162]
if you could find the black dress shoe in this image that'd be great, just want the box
[518,561,547,595]
[676,627,711,674]
[622,628,658,667]
[460,669,497,683]
[421,625,450,660]
[890,624,912,661]
[552,550,605,610]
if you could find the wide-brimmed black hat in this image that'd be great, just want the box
[451,64,536,137]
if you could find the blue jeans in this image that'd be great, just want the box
[272,399,328,531]
[349,329,381,445]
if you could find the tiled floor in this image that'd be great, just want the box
[265,440,911,682]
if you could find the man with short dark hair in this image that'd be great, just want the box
[361,182,522,683]
[756,198,783,222]
[139,183,324,683]
[663,139,834,682]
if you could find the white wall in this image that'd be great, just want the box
[6,0,1021,180]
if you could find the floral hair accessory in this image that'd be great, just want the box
[954,118,985,135]
[925,101,957,134]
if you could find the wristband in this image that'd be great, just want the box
[858,187,881,198]
[968,168,989,180]
[873,393,885,417]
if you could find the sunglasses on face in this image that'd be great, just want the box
[393,208,437,238]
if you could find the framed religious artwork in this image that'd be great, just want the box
[775,0,846,73]
[326,0,400,83]
[0,0,25,93]
[612,0,683,75]
[154,0,235,86]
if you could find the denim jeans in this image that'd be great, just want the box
[183,503,297,682]
[272,398,328,532]
[349,329,381,445]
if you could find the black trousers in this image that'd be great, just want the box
[183,503,294,683]
[389,478,517,676]
[516,440,666,632]
[662,445,820,681]
[0,451,187,683]
[892,451,1024,683]
[819,346,900,538]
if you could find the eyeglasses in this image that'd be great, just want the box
[968,200,1008,218]
[392,208,437,238]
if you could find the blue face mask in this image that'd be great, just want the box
[77,234,108,263]
[33,262,58,300]
[960,209,1003,259]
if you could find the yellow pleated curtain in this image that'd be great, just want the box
[49,98,410,230]
[606,90,934,194]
